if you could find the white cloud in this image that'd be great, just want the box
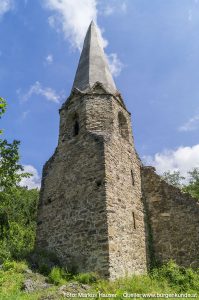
[143,144,199,178]
[43,0,124,76]
[103,5,114,16]
[107,53,124,77]
[20,165,41,189]
[45,54,53,64]
[102,1,127,16]
[0,0,14,18]
[178,114,199,132]
[43,0,98,50]
[21,81,60,103]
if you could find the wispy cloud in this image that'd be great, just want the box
[0,0,14,18]
[45,54,53,64]
[19,81,60,103]
[143,144,199,179]
[20,165,41,189]
[103,1,127,16]
[43,0,98,50]
[107,53,124,77]
[178,114,199,132]
[103,5,114,16]
[43,0,124,76]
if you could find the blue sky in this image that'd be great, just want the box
[0,0,199,187]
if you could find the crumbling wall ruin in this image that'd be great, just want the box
[141,166,199,268]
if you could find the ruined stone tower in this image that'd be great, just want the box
[36,21,148,279]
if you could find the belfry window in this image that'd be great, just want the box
[118,111,129,140]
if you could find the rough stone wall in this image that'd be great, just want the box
[141,166,199,268]
[36,87,148,279]
[36,92,110,277]
[104,98,148,279]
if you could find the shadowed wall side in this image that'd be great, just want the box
[141,166,199,268]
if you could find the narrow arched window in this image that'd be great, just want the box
[74,120,79,136]
[118,111,129,140]
[72,113,79,137]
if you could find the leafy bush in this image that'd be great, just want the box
[3,260,28,273]
[48,266,66,285]
[0,240,12,262]
[74,272,98,284]
[0,187,39,264]
[151,260,199,292]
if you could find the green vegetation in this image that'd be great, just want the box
[162,169,199,199]
[74,272,98,284]
[0,261,199,299]
[1,97,199,299]
[0,98,39,262]
[48,267,67,285]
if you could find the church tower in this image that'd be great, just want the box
[36,21,148,279]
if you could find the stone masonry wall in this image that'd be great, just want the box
[141,166,199,268]
[36,88,149,279]
[36,92,111,277]
[104,98,148,279]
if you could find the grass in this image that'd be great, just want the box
[0,260,198,299]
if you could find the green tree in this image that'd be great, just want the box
[162,169,199,200]
[0,97,39,261]
[183,168,199,199]
[0,97,30,191]
[0,97,7,134]
[162,171,185,188]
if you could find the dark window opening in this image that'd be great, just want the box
[96,180,102,187]
[47,197,52,204]
[131,170,135,186]
[74,120,79,136]
[132,212,136,229]
[118,111,129,140]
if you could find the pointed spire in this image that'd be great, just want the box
[72,21,117,94]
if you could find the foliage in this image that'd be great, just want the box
[162,171,185,188]
[0,97,6,116]
[0,260,199,299]
[2,260,28,273]
[48,266,66,285]
[151,261,199,292]
[74,272,98,284]
[183,168,199,199]
[0,140,31,191]
[0,188,39,262]
[0,97,30,191]
[0,97,38,263]
[162,169,199,199]
[0,97,6,134]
